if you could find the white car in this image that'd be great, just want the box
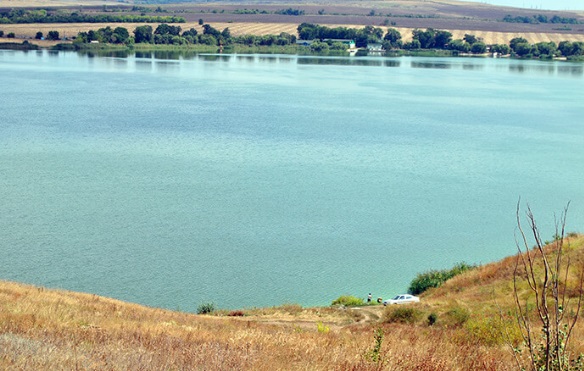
[383,294,420,306]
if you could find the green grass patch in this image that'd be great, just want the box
[331,295,365,306]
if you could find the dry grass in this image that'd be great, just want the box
[1,235,583,369]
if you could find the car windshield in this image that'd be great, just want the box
[393,296,401,300]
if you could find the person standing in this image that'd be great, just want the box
[367,293,372,303]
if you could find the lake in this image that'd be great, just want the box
[1,50,583,311]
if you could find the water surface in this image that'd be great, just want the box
[1,51,583,310]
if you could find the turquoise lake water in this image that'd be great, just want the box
[1,50,583,310]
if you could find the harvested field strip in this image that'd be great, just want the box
[3,22,584,46]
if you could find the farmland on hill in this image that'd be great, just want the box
[1,0,584,45]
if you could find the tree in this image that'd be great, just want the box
[310,40,329,52]
[198,18,204,25]
[514,42,533,57]
[434,30,452,49]
[113,27,129,44]
[470,42,487,54]
[0,31,4,37]
[202,24,221,38]
[535,42,557,58]
[491,43,511,55]
[35,31,43,40]
[198,34,217,46]
[134,25,153,43]
[383,28,402,49]
[403,39,421,50]
[412,28,436,49]
[510,37,528,52]
[46,31,59,40]
[510,202,583,370]
[155,23,181,36]
[182,28,198,38]
[449,39,471,52]
[558,41,573,56]
[7,32,15,38]
[463,33,478,44]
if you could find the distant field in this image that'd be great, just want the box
[3,22,584,45]
[1,0,584,45]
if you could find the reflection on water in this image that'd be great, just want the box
[558,65,584,76]
[411,61,452,69]
[135,60,153,72]
[508,62,583,76]
[462,62,485,70]
[298,57,385,67]
[62,48,584,76]
[135,51,152,59]
[198,54,231,62]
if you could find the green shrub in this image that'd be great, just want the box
[196,302,215,315]
[383,306,423,324]
[331,295,365,306]
[408,262,476,295]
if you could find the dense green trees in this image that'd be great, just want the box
[382,28,402,49]
[46,30,59,41]
[558,41,584,57]
[412,28,452,49]
[133,25,153,44]
[491,43,511,55]
[275,8,304,16]
[62,21,584,60]
[75,26,129,44]
[448,39,471,52]
[0,8,185,24]
[502,14,580,24]
[470,42,487,54]
[296,23,383,47]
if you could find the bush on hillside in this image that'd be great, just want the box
[331,295,365,306]
[408,262,476,295]
[197,302,215,314]
[383,306,423,324]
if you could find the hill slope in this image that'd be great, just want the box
[1,234,583,370]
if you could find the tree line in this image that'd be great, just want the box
[502,14,581,24]
[0,8,184,24]
[14,21,582,59]
[70,23,297,48]
[297,23,584,58]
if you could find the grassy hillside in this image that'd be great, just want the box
[1,234,583,370]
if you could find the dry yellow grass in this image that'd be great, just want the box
[3,22,584,46]
[3,236,583,369]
